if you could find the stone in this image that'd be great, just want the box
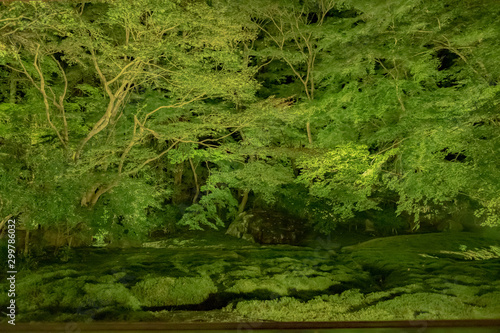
[437,219,464,232]
[226,212,251,238]
[226,210,308,245]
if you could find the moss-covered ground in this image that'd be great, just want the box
[1,229,499,322]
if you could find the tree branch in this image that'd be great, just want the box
[126,140,181,176]
[29,45,67,149]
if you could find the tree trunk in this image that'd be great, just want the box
[189,158,200,203]
[9,71,17,104]
[172,162,184,204]
[0,214,13,235]
[306,121,312,145]
[290,158,299,177]
[81,182,118,208]
[24,229,29,256]
[174,162,184,186]
[81,184,101,207]
[238,189,250,214]
[89,183,117,208]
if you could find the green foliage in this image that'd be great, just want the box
[178,185,238,230]
[1,0,499,241]
[211,160,295,204]
[295,144,392,232]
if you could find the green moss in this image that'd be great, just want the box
[231,290,369,321]
[98,274,118,283]
[19,268,79,286]
[83,283,141,310]
[363,292,479,320]
[440,246,500,260]
[195,260,231,276]
[230,284,496,322]
[7,267,141,321]
[227,265,262,278]
[227,274,338,295]
[113,272,128,280]
[16,276,87,312]
[132,275,217,306]
[475,291,500,308]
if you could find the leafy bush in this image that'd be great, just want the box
[178,185,238,230]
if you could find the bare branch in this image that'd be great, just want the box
[90,48,113,98]
[2,64,24,74]
[51,54,69,142]
[189,158,200,203]
[118,115,142,175]
[107,60,140,86]
[75,54,139,160]
[31,45,67,149]
[127,140,181,176]
[256,57,274,72]
[142,92,206,125]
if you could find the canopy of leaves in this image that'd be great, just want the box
[0,0,498,240]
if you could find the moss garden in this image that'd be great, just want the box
[1,229,499,322]
[1,0,500,325]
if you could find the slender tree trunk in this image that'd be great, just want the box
[174,163,184,186]
[238,189,250,214]
[172,162,184,204]
[89,182,118,208]
[306,121,312,145]
[81,183,101,207]
[67,224,73,248]
[0,214,13,235]
[290,158,299,177]
[9,72,16,104]
[189,158,200,203]
[81,182,118,208]
[24,230,29,256]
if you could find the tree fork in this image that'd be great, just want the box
[74,98,117,161]
[89,182,119,208]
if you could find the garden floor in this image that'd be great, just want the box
[1,229,500,323]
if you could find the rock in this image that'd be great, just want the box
[226,210,308,245]
[437,220,464,232]
[241,233,255,243]
[226,212,251,238]
[365,219,376,233]
[142,240,169,248]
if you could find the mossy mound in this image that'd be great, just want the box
[227,275,339,296]
[228,231,500,322]
[231,287,500,322]
[131,275,217,307]
[2,230,500,323]
[0,268,141,322]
